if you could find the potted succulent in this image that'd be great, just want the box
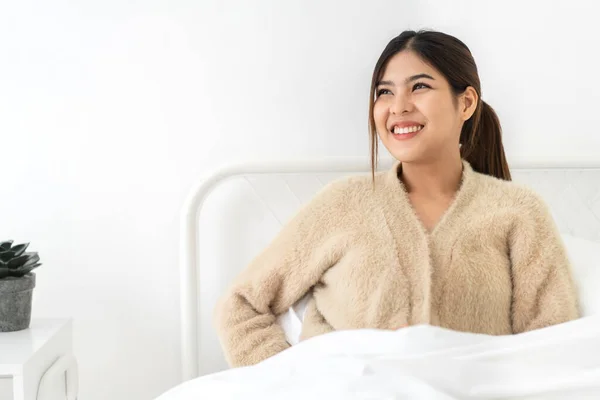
[0,240,42,332]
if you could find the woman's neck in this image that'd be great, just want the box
[399,154,464,197]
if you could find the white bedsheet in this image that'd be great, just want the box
[158,316,600,400]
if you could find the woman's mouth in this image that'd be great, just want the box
[391,124,424,140]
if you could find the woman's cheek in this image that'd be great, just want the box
[373,102,387,132]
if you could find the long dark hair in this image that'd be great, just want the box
[368,30,511,181]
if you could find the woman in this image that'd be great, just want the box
[214,30,580,368]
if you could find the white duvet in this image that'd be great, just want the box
[157,315,600,400]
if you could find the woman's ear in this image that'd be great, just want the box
[460,86,478,121]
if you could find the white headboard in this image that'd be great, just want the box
[179,157,600,381]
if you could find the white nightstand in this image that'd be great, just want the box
[0,319,78,400]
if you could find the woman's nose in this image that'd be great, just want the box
[390,94,412,115]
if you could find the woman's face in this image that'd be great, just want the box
[373,50,476,163]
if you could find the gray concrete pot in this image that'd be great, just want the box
[0,273,35,332]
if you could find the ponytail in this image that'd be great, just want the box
[460,100,511,181]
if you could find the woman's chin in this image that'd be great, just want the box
[384,144,423,164]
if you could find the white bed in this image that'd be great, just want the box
[166,156,600,399]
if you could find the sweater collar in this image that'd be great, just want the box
[384,158,477,237]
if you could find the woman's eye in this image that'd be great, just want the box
[413,82,430,91]
[377,88,392,96]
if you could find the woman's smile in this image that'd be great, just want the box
[390,123,425,140]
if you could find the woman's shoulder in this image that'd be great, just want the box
[298,172,378,215]
[472,170,551,215]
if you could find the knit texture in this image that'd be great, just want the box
[214,159,580,367]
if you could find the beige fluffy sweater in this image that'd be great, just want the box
[214,159,580,368]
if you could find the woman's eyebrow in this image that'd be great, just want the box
[376,73,435,87]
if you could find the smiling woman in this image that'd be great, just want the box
[368,30,510,183]
[213,29,580,369]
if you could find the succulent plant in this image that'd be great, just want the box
[0,240,42,279]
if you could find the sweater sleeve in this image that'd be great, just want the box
[509,190,580,334]
[213,180,351,367]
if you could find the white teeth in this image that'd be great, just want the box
[393,125,423,134]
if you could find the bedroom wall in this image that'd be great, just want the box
[1,0,598,399]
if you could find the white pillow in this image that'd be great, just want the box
[561,233,600,317]
[277,234,600,343]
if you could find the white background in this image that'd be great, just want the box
[1,0,599,399]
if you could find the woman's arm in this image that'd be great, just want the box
[214,180,351,367]
[509,190,580,333]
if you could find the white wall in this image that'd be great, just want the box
[1,0,598,399]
